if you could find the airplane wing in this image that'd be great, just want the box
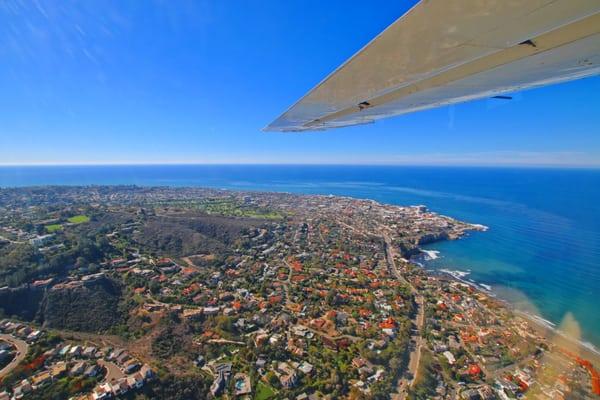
[264,0,600,132]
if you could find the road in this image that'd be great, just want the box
[296,324,361,343]
[382,234,425,400]
[98,359,125,382]
[0,334,29,379]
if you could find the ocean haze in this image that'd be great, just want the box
[1,164,599,348]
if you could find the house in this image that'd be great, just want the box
[16,326,32,337]
[107,348,124,361]
[98,347,112,358]
[82,346,97,358]
[183,308,203,320]
[280,373,298,389]
[124,359,141,374]
[50,361,68,377]
[92,382,113,400]
[269,333,283,345]
[292,325,309,337]
[194,355,205,367]
[31,370,52,387]
[70,361,87,376]
[29,234,53,247]
[140,364,154,380]
[85,364,100,377]
[254,332,269,347]
[210,363,232,396]
[478,385,496,400]
[127,372,145,389]
[255,357,267,369]
[116,352,131,365]
[43,347,59,359]
[26,330,42,342]
[433,342,448,353]
[352,357,367,369]
[468,364,482,377]
[382,328,396,337]
[12,380,32,399]
[368,369,385,382]
[298,361,314,375]
[461,389,481,400]
[69,345,82,357]
[448,335,461,349]
[110,378,130,396]
[210,373,226,396]
[203,306,220,316]
[443,351,456,365]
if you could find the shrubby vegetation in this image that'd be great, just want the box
[131,373,210,400]
[133,214,264,257]
[151,313,193,360]
[40,276,125,333]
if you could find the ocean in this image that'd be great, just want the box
[1,164,599,349]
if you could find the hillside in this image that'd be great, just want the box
[39,276,124,333]
[133,213,265,257]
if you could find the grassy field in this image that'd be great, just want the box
[67,215,90,224]
[45,224,63,233]
[254,382,276,400]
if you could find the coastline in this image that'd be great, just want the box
[413,248,600,367]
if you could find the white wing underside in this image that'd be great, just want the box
[265,0,600,132]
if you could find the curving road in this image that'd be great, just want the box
[0,334,29,379]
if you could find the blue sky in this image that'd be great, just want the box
[0,0,599,166]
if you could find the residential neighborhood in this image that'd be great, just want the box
[0,186,598,399]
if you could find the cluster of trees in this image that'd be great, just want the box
[0,234,112,288]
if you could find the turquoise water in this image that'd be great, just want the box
[1,165,599,348]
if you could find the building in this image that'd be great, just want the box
[443,351,456,365]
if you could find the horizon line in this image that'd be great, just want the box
[1,162,600,170]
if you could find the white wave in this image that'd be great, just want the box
[439,268,470,279]
[528,313,557,328]
[470,223,489,231]
[520,311,600,355]
[420,249,440,260]
[479,283,492,291]
[580,340,600,355]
